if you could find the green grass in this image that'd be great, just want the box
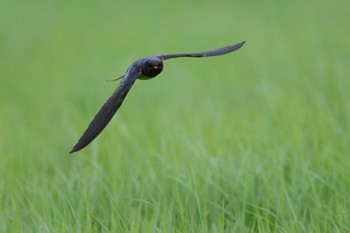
[1,0,350,232]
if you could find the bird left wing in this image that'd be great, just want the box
[70,66,140,154]
[159,41,245,60]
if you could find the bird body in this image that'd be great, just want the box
[70,41,245,153]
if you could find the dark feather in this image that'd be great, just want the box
[160,41,245,60]
[70,68,139,153]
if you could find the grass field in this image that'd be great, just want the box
[1,0,349,232]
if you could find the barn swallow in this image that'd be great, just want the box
[70,41,246,153]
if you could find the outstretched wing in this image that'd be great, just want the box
[160,41,245,60]
[70,67,140,154]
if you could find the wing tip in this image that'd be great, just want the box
[69,146,79,154]
[237,41,246,48]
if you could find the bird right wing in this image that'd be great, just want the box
[70,66,140,154]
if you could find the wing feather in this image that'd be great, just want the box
[70,67,140,153]
[160,41,245,60]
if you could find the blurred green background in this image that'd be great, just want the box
[1,0,349,232]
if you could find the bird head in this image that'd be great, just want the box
[141,57,164,78]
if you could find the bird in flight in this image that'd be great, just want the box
[70,41,246,153]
